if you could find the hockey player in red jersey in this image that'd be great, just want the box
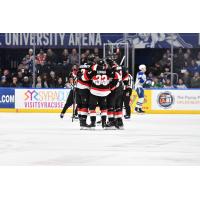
[106,57,127,129]
[82,59,111,129]
[76,62,91,129]
[68,54,96,129]
[122,72,133,119]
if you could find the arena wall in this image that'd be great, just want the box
[0,88,200,114]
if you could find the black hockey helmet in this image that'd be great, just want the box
[97,59,105,66]
[88,54,95,61]
[106,57,114,65]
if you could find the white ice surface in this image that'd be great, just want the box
[0,113,200,165]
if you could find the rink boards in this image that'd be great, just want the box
[0,88,200,114]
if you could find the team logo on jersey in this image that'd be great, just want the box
[157,91,174,109]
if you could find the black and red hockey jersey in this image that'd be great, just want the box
[122,68,130,89]
[108,63,123,91]
[83,64,111,97]
[76,64,91,90]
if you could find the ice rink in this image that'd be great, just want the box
[0,112,200,165]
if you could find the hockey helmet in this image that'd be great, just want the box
[88,54,95,62]
[139,64,146,71]
[97,59,105,66]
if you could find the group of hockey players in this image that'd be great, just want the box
[60,54,147,130]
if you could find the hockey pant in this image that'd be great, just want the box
[89,94,107,124]
[107,87,123,121]
[76,88,90,121]
[122,88,132,116]
[136,87,144,108]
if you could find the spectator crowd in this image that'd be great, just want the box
[145,48,200,88]
[0,48,100,88]
[1,47,200,88]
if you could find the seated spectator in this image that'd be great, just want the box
[182,71,191,88]
[196,51,200,65]
[174,48,184,73]
[186,59,199,75]
[159,53,169,68]
[113,52,121,64]
[163,79,174,88]
[22,76,31,88]
[150,62,163,76]
[46,49,57,65]
[94,55,100,63]
[0,76,9,87]
[190,72,200,88]
[183,52,192,67]
[65,77,73,89]
[69,48,79,65]
[84,49,90,59]
[61,49,69,65]
[174,48,183,59]
[48,71,57,88]
[166,49,171,59]
[36,76,43,88]
[28,48,33,57]
[147,71,154,79]
[56,77,64,88]
[25,49,34,71]
[3,69,12,83]
[42,73,49,88]
[152,77,164,88]
[36,49,46,66]
[10,77,21,88]
[176,79,187,89]
[23,69,31,78]
[164,66,170,73]
[80,53,87,64]
[17,71,23,83]
[71,65,78,78]
[94,47,99,57]
[144,72,154,88]
[186,49,192,57]
[18,58,29,71]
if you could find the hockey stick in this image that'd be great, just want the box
[120,55,125,66]
[72,79,77,122]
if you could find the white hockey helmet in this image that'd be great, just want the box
[139,64,146,71]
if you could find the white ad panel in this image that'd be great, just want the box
[152,90,200,110]
[15,89,70,109]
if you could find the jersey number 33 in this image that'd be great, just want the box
[93,75,109,86]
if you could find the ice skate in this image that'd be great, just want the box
[135,107,145,114]
[80,118,89,130]
[86,122,96,130]
[116,118,124,130]
[138,108,145,113]
[124,115,131,119]
[105,120,117,130]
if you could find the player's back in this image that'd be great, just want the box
[90,64,111,97]
[77,64,91,89]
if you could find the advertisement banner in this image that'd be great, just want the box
[0,88,15,108]
[1,88,200,113]
[131,90,152,112]
[152,90,200,110]
[15,89,70,110]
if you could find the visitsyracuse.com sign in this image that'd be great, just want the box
[15,89,70,109]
